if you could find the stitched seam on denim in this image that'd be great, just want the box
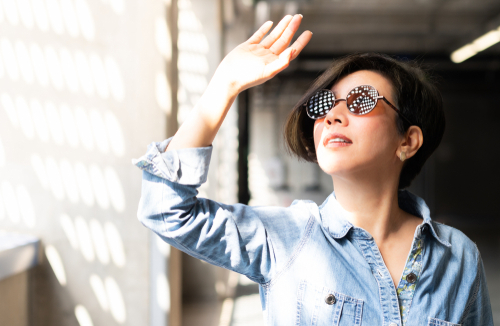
[459,244,481,325]
[356,238,388,325]
[262,215,316,289]
[403,238,425,326]
[295,280,306,326]
[429,317,461,326]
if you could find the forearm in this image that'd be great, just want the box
[166,76,239,152]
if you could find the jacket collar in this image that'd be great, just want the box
[318,189,451,247]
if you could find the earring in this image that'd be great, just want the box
[400,151,406,162]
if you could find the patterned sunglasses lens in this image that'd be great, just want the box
[306,90,335,119]
[346,85,378,115]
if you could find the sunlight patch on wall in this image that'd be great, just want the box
[45,245,67,285]
[156,273,170,312]
[75,216,95,262]
[60,214,79,250]
[16,185,36,227]
[1,182,20,223]
[90,219,110,264]
[90,274,109,311]
[105,277,126,323]
[0,136,5,167]
[104,222,126,267]
[75,305,94,326]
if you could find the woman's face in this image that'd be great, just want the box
[313,70,403,179]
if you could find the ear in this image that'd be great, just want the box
[398,126,423,160]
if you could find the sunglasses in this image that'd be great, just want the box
[304,85,413,125]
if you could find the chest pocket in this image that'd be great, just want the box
[296,280,363,326]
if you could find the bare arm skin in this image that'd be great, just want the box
[166,14,312,152]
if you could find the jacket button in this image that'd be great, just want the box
[406,272,417,284]
[421,224,429,234]
[325,294,336,305]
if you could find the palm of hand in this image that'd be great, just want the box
[215,15,312,92]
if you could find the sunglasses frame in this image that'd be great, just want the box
[304,85,413,126]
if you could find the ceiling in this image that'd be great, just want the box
[257,0,500,56]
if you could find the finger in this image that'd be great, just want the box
[289,30,313,60]
[268,14,302,54]
[263,47,294,77]
[247,21,274,44]
[259,15,294,49]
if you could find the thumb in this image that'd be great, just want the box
[264,47,295,77]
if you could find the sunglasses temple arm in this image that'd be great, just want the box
[379,97,413,125]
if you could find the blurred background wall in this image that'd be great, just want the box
[0,0,499,325]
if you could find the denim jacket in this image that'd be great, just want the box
[134,137,493,326]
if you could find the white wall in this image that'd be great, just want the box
[0,0,169,324]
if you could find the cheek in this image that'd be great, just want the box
[357,118,399,156]
[313,120,324,150]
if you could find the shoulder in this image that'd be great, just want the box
[431,221,479,263]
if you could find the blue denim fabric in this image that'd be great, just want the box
[134,137,493,326]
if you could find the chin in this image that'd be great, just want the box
[316,150,353,176]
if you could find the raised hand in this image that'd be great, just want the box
[166,15,311,151]
[214,14,312,93]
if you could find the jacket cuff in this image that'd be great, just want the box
[132,137,213,185]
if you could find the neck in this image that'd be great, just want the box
[331,172,406,242]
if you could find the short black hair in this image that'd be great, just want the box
[283,53,445,189]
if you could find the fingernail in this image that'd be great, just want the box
[299,14,303,18]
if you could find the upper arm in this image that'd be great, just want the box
[460,247,494,326]
[134,138,313,283]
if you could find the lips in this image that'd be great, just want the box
[323,133,353,147]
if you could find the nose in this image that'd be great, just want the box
[324,99,348,127]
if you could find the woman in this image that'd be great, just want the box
[134,14,493,326]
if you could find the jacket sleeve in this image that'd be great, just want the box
[460,247,494,326]
[133,137,313,284]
